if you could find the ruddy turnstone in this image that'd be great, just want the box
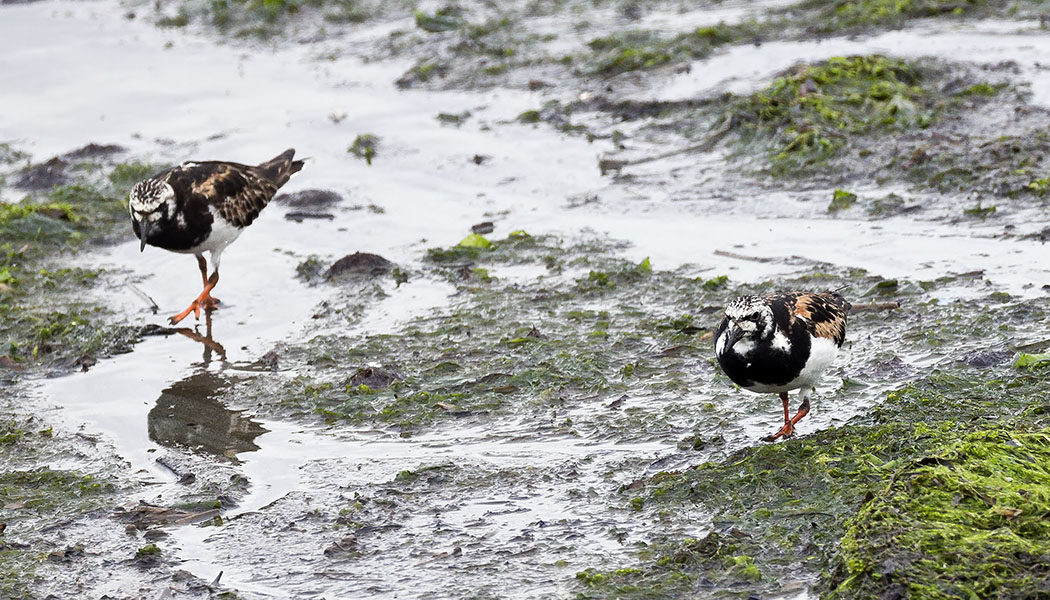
[129,149,303,324]
[714,291,849,442]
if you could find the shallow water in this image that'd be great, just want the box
[6,1,1050,598]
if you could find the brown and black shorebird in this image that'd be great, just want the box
[129,149,303,324]
[714,291,849,442]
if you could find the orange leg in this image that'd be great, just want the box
[169,269,221,325]
[193,256,221,307]
[763,392,811,442]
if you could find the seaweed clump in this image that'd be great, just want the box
[730,55,933,174]
[829,429,1050,598]
[790,0,1029,33]
[261,232,727,430]
[583,24,748,76]
[0,156,152,373]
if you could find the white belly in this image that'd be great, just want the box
[743,336,840,394]
[185,211,243,256]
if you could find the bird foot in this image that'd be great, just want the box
[762,422,796,443]
[169,292,220,325]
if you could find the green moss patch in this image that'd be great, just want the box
[259,232,744,430]
[0,444,119,598]
[348,134,379,165]
[729,55,935,174]
[828,429,1050,599]
[583,24,748,76]
[894,129,1050,197]
[576,361,1050,598]
[788,0,1043,33]
[0,155,150,373]
[0,468,113,515]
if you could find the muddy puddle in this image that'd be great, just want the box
[4,0,1050,598]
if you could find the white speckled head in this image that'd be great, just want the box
[724,296,774,337]
[129,179,174,223]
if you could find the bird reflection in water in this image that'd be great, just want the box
[148,316,266,462]
[170,311,227,364]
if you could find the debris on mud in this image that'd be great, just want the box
[348,134,379,165]
[63,143,127,161]
[326,252,394,281]
[275,188,343,208]
[471,221,495,234]
[14,156,70,190]
[284,210,335,222]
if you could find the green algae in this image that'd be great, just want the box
[828,430,1050,599]
[0,413,119,600]
[828,189,858,212]
[788,0,1045,33]
[348,134,379,165]
[262,232,736,430]
[583,24,750,77]
[134,543,162,560]
[795,0,975,31]
[0,468,113,515]
[0,422,24,446]
[1015,353,1050,369]
[898,128,1050,197]
[963,202,996,218]
[0,144,29,165]
[0,157,147,373]
[414,6,464,33]
[147,0,414,37]
[729,55,934,174]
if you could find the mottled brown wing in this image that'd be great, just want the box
[166,162,278,228]
[792,292,849,346]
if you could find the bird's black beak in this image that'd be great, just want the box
[725,324,745,348]
[138,220,151,252]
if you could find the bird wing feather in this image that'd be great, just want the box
[792,292,849,346]
[164,162,278,228]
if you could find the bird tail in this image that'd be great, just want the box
[259,148,305,187]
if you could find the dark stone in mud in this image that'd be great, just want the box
[348,367,400,389]
[471,221,494,234]
[326,252,394,281]
[139,324,179,337]
[285,211,335,222]
[324,534,358,556]
[961,349,1013,368]
[258,349,279,372]
[75,355,97,372]
[63,143,126,160]
[275,188,343,208]
[0,355,24,370]
[14,157,69,190]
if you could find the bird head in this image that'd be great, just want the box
[129,179,175,252]
[717,296,775,355]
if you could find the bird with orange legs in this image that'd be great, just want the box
[129,149,303,324]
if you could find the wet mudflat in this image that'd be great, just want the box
[2,0,1050,598]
